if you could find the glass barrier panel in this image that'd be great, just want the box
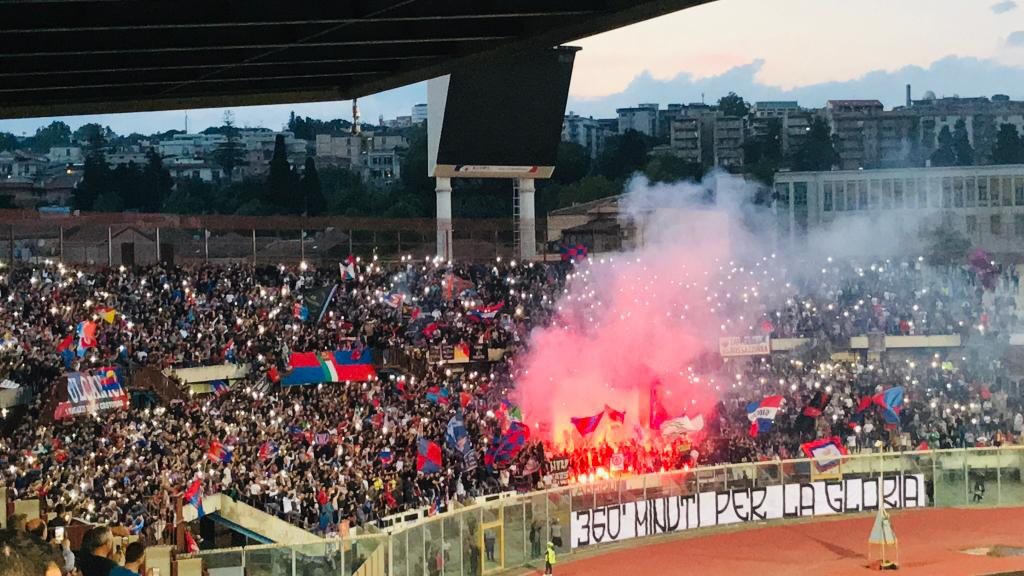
[569,485,594,516]
[726,463,758,490]
[243,546,294,576]
[895,452,935,508]
[620,476,646,505]
[966,449,1000,507]
[593,480,620,508]
[200,550,244,572]
[753,461,782,487]
[407,524,426,576]
[933,450,968,507]
[525,494,547,562]
[348,536,387,576]
[546,490,570,556]
[998,447,1024,506]
[393,527,409,576]
[782,459,813,486]
[442,513,463,576]
[293,541,344,576]
[502,500,526,569]
[460,509,482,576]
[424,517,444,576]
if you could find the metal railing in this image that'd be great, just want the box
[0,209,549,266]
[183,445,1024,576]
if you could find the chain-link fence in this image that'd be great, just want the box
[0,209,546,267]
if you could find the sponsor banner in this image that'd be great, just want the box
[426,343,493,365]
[54,367,129,420]
[719,335,771,357]
[571,474,925,549]
[549,457,570,486]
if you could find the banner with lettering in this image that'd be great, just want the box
[571,474,926,549]
[718,335,771,357]
[426,343,492,364]
[549,457,570,486]
[54,367,129,420]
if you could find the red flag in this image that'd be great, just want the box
[184,531,199,553]
[460,392,472,409]
[604,405,625,425]
[267,366,280,383]
[56,334,73,353]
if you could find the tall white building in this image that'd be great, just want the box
[562,113,611,159]
[616,104,659,136]
[412,104,428,125]
[774,164,1024,256]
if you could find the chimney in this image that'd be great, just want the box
[906,84,912,108]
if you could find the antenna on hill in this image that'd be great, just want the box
[185,112,188,134]
[352,99,362,135]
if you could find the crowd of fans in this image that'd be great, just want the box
[0,253,1021,555]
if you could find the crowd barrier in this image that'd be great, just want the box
[181,445,1024,576]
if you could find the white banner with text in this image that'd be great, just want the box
[571,474,926,549]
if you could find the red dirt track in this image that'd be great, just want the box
[548,508,1024,576]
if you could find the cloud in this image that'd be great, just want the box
[1007,31,1024,46]
[565,56,1024,116]
[992,0,1017,13]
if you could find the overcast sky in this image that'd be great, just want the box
[1,0,1023,135]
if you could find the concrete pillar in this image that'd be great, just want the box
[436,177,453,260]
[517,178,537,260]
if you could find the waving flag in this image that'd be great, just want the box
[207,440,233,464]
[571,412,604,437]
[258,440,279,461]
[379,449,393,465]
[604,405,626,426]
[183,479,205,518]
[384,292,405,309]
[340,256,358,281]
[649,383,671,430]
[796,390,831,434]
[467,302,505,323]
[185,531,199,554]
[416,438,442,474]
[801,437,848,472]
[281,349,376,386]
[747,395,783,436]
[442,273,474,301]
[98,369,121,394]
[874,386,905,427]
[446,414,478,471]
[425,386,450,405]
[96,306,117,324]
[484,421,530,471]
[222,339,236,362]
[660,415,704,439]
[303,284,338,324]
[210,380,230,397]
[76,321,97,357]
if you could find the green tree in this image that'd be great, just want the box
[301,157,326,216]
[790,117,838,171]
[643,154,704,183]
[142,149,173,213]
[162,177,212,214]
[0,132,17,152]
[924,225,970,266]
[266,134,299,213]
[213,111,246,180]
[717,92,751,118]
[552,141,590,184]
[952,118,974,166]
[554,176,620,209]
[29,121,71,153]
[991,123,1024,165]
[597,130,651,180]
[930,126,956,167]
[74,151,110,211]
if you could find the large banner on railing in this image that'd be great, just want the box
[571,474,925,549]
[426,343,501,364]
[54,367,129,420]
[719,335,770,357]
[281,350,376,386]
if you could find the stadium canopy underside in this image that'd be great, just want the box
[0,0,715,120]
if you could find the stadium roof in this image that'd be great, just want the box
[0,0,714,120]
